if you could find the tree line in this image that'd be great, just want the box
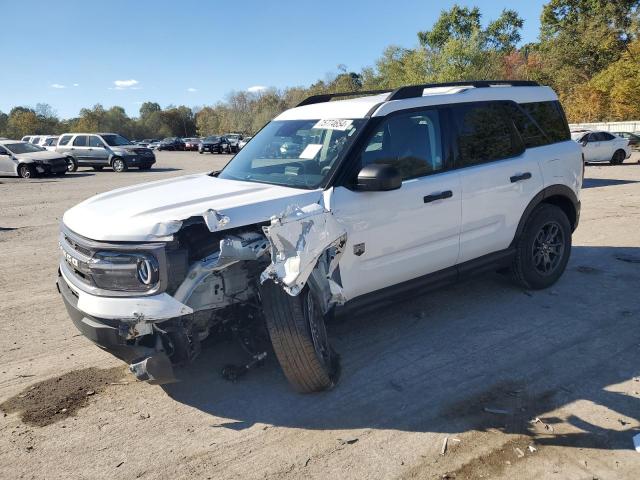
[1,0,638,141]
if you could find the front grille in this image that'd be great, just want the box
[64,234,92,257]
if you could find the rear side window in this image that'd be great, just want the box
[599,132,615,141]
[360,108,444,180]
[452,102,523,166]
[519,101,570,144]
[73,135,88,147]
[504,103,547,148]
[58,135,73,146]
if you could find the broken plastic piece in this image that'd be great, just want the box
[203,208,230,231]
[634,433,640,452]
[261,203,347,300]
[129,353,176,385]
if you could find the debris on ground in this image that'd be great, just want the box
[440,436,448,456]
[338,437,358,445]
[514,447,525,458]
[531,417,554,432]
[615,254,640,264]
[528,445,537,453]
[484,407,511,415]
[633,433,640,452]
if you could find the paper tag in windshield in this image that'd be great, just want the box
[299,144,323,159]
[313,119,353,131]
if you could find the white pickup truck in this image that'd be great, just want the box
[57,81,582,392]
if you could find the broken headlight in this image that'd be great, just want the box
[89,251,160,292]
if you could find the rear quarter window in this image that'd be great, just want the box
[519,101,570,144]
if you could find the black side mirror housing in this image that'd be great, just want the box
[356,164,402,191]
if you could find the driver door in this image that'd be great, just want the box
[330,108,462,300]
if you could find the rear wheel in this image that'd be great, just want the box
[18,164,35,178]
[259,281,339,393]
[511,204,572,290]
[112,158,127,173]
[610,149,626,165]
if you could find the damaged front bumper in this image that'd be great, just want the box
[57,271,188,384]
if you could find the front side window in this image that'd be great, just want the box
[358,109,444,180]
[73,135,88,147]
[219,118,365,189]
[453,103,522,166]
[88,136,105,147]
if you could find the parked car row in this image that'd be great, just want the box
[2,132,156,178]
[132,133,251,153]
[571,129,634,164]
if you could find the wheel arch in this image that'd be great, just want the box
[511,184,580,248]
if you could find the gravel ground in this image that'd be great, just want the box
[0,151,639,479]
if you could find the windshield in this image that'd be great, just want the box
[218,118,365,189]
[102,134,132,146]
[205,136,220,142]
[4,142,45,154]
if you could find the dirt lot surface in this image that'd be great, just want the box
[1,151,639,479]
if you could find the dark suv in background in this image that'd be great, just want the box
[198,135,231,154]
[157,137,185,151]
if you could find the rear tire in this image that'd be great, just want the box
[610,149,625,165]
[18,164,35,178]
[510,203,572,290]
[259,281,339,393]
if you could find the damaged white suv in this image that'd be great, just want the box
[57,81,582,391]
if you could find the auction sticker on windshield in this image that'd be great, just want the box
[313,119,353,131]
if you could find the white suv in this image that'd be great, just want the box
[57,81,582,390]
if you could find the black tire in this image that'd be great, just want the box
[259,281,339,393]
[511,203,572,290]
[66,157,78,172]
[111,157,128,173]
[92,166,104,171]
[198,150,203,154]
[18,164,35,178]
[610,149,625,165]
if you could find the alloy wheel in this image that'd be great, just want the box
[531,221,565,275]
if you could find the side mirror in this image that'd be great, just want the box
[581,140,588,147]
[356,164,402,192]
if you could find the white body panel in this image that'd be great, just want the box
[330,171,462,300]
[62,173,323,241]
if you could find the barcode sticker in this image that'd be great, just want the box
[313,119,353,131]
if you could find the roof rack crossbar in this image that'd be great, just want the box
[296,89,393,107]
[387,80,540,101]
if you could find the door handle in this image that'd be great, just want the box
[510,172,532,183]
[423,190,453,203]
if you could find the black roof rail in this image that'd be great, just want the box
[296,89,393,107]
[387,80,540,101]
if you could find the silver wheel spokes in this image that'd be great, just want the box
[532,221,564,275]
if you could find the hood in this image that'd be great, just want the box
[62,173,323,242]
[14,150,66,163]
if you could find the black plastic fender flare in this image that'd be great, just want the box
[511,184,580,248]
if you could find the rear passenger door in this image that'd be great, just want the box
[70,135,90,164]
[87,135,110,165]
[452,102,544,264]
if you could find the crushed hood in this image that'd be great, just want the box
[62,173,323,241]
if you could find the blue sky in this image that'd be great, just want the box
[0,0,547,119]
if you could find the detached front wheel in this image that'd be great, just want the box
[259,281,339,393]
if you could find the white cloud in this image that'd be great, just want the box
[113,79,140,90]
[187,87,197,92]
[247,85,268,93]
[73,83,79,87]
[50,83,66,89]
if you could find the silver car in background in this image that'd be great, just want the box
[0,140,68,178]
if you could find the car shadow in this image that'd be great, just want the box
[163,245,640,451]
[583,177,640,189]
